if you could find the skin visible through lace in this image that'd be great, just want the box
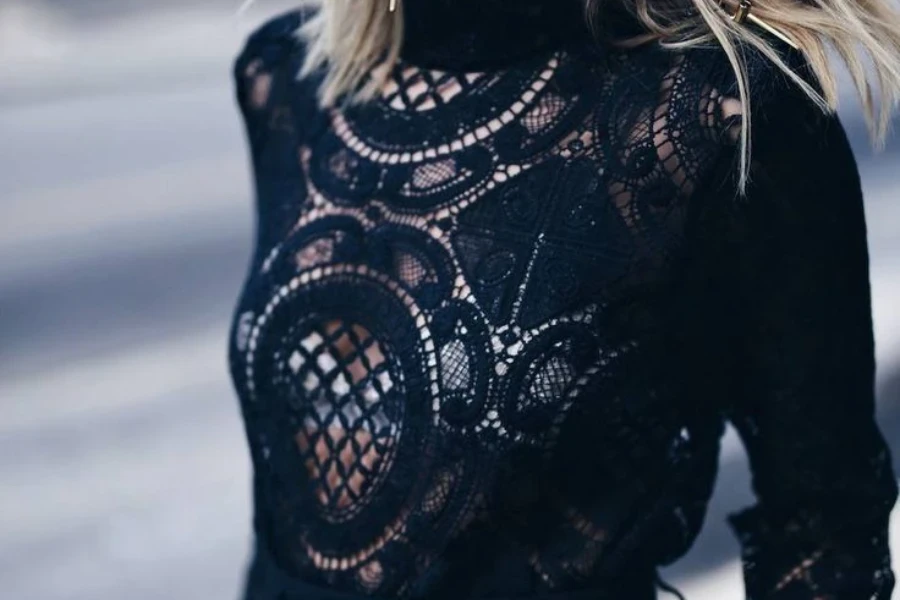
[235,43,758,594]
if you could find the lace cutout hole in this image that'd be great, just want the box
[292,320,400,518]
[243,59,273,109]
[382,66,486,111]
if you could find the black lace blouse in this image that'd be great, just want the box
[228,2,897,599]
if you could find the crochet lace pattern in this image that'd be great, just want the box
[228,3,897,598]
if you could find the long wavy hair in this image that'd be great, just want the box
[288,0,900,192]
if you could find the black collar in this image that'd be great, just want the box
[399,0,591,72]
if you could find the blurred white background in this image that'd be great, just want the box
[1,1,898,599]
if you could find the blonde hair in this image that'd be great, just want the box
[296,0,900,192]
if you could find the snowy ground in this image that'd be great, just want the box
[1,2,898,599]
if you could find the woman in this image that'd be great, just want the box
[228,0,900,598]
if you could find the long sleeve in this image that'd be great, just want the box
[705,58,898,599]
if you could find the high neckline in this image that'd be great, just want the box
[399,0,592,72]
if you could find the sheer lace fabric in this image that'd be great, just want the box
[229,7,896,599]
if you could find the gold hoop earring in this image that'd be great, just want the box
[719,0,800,49]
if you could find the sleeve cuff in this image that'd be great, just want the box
[728,504,895,599]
